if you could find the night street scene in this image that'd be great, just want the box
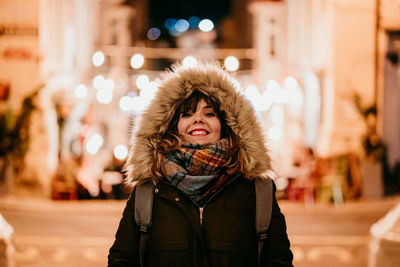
[1,0,400,266]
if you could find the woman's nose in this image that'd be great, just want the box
[192,112,203,123]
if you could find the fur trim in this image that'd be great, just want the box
[125,62,271,184]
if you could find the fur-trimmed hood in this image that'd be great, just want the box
[126,62,271,184]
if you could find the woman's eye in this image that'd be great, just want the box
[181,113,192,118]
[205,112,216,117]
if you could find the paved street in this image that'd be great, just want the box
[1,195,399,267]
[282,199,399,267]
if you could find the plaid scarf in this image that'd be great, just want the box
[163,138,231,202]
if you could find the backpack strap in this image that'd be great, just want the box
[254,177,274,266]
[134,181,154,267]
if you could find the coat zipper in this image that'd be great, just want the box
[199,207,204,226]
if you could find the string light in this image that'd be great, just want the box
[224,56,239,71]
[182,56,198,68]
[147,27,161,40]
[96,88,113,104]
[164,18,177,31]
[188,16,200,29]
[245,85,260,101]
[284,76,298,90]
[245,85,271,112]
[114,144,128,160]
[119,96,133,112]
[92,51,105,67]
[275,89,291,104]
[93,75,105,90]
[104,79,115,91]
[175,19,190,32]
[199,19,214,32]
[130,53,144,69]
[266,80,279,91]
[139,81,158,103]
[74,84,87,99]
[85,133,103,155]
[131,96,148,114]
[261,90,274,111]
[136,74,149,90]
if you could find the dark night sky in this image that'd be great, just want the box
[148,0,231,27]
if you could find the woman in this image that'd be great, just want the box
[108,62,293,267]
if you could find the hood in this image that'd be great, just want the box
[125,62,271,184]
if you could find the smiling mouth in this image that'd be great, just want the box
[189,130,209,136]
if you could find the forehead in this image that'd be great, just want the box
[180,95,216,113]
[197,99,213,109]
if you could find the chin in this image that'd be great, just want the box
[190,140,208,145]
[186,137,210,145]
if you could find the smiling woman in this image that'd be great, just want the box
[108,62,293,267]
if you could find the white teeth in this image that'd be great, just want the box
[191,130,207,135]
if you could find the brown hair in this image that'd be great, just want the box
[151,90,245,180]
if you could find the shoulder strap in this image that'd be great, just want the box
[254,176,274,266]
[134,181,154,267]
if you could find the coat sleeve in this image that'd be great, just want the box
[108,191,141,267]
[260,181,294,267]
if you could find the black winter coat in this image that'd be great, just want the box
[108,175,293,267]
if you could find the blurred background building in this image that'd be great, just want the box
[0,0,399,203]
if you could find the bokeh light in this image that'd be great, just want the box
[275,89,291,104]
[130,53,145,69]
[199,19,214,32]
[245,85,271,111]
[245,85,260,101]
[266,80,280,91]
[131,96,148,114]
[93,75,105,90]
[270,104,285,125]
[261,90,275,111]
[266,80,291,104]
[188,16,200,29]
[285,76,298,90]
[147,27,161,40]
[85,133,103,155]
[74,84,87,99]
[119,96,133,112]
[164,18,177,31]
[175,19,190,32]
[136,74,150,90]
[224,56,239,71]
[104,79,115,91]
[92,51,105,67]
[182,56,198,68]
[139,81,158,103]
[114,144,128,160]
[96,88,113,104]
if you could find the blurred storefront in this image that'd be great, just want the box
[0,0,399,202]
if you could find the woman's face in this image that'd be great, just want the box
[177,98,221,145]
